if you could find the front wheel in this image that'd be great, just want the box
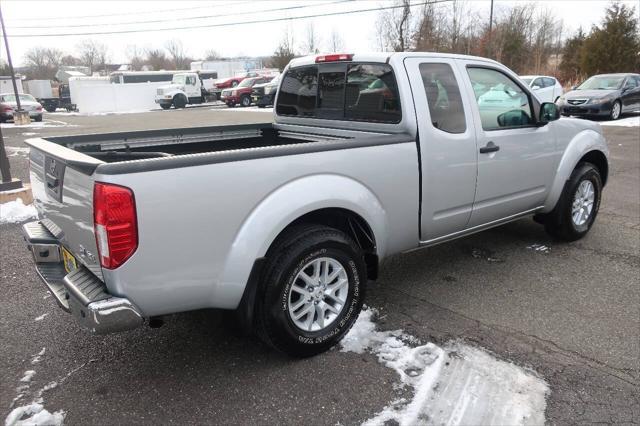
[544,162,602,241]
[609,100,621,120]
[240,95,251,107]
[160,104,171,110]
[173,95,187,109]
[255,225,367,357]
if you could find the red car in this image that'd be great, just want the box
[220,76,274,107]
[214,71,260,90]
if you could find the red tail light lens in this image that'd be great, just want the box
[315,53,353,63]
[93,182,138,269]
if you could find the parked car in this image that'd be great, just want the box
[23,52,608,357]
[520,75,563,103]
[221,76,274,107]
[556,73,640,120]
[0,93,43,122]
[251,74,281,108]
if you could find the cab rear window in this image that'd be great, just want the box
[276,63,401,123]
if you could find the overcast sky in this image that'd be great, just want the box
[1,0,638,67]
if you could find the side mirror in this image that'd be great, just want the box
[570,85,577,90]
[539,102,560,124]
[532,85,541,90]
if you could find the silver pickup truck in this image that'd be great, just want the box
[23,53,608,357]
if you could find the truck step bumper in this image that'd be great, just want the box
[22,220,144,334]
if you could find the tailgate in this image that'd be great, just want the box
[26,137,105,280]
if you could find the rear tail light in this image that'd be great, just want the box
[1,105,12,112]
[315,53,353,63]
[36,105,43,111]
[93,182,138,269]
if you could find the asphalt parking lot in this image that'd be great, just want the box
[1,109,638,425]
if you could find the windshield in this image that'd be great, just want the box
[2,94,37,103]
[577,76,625,90]
[237,78,256,88]
[172,74,186,85]
[520,78,533,85]
[269,74,281,85]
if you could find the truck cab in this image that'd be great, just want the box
[155,72,204,109]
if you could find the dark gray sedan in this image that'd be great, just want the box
[0,93,44,123]
[557,73,640,120]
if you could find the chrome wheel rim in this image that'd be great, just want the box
[571,180,595,226]
[287,257,349,332]
[611,102,620,119]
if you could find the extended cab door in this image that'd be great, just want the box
[404,58,478,241]
[458,62,557,227]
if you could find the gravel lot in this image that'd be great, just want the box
[1,108,638,424]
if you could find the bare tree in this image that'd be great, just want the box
[143,47,171,71]
[204,49,222,61]
[165,39,189,69]
[24,47,63,79]
[327,28,345,52]
[126,45,144,71]
[76,39,108,74]
[301,22,320,54]
[269,28,296,71]
[375,0,413,52]
[413,1,447,52]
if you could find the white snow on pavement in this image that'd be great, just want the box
[5,147,30,157]
[212,107,273,113]
[1,119,73,129]
[5,403,64,426]
[599,116,640,127]
[19,371,36,383]
[31,348,46,365]
[342,307,549,426]
[0,199,38,224]
[34,313,49,322]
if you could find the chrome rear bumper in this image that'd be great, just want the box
[22,220,144,334]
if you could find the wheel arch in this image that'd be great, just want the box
[219,174,388,313]
[542,129,609,213]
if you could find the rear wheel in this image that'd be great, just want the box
[255,225,367,357]
[173,95,187,109]
[34,115,43,122]
[44,106,56,113]
[544,162,602,241]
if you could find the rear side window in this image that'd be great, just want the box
[276,66,318,117]
[543,77,556,87]
[419,63,466,133]
[276,62,401,123]
[345,64,401,122]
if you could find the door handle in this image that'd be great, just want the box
[479,141,500,154]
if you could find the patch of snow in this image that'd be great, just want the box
[5,147,30,157]
[19,371,36,383]
[21,132,39,136]
[34,314,49,322]
[1,119,74,129]
[599,116,640,127]
[0,199,38,224]
[212,107,273,113]
[5,403,64,426]
[342,307,549,426]
[527,243,550,253]
[31,348,46,365]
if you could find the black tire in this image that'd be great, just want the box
[173,95,187,109]
[44,106,56,113]
[544,162,602,241]
[257,104,266,108]
[240,95,251,107]
[160,104,171,110]
[609,100,621,120]
[34,115,42,122]
[255,225,367,357]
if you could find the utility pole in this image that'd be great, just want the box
[0,3,25,191]
[487,0,494,58]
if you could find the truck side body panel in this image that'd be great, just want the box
[98,141,419,316]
